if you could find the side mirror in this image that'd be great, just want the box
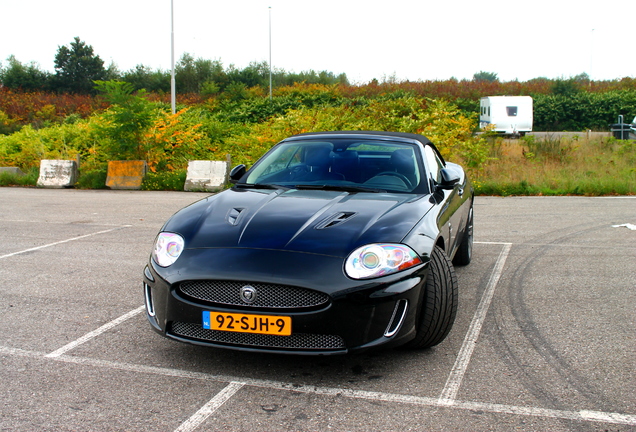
[438,168,460,190]
[229,164,246,183]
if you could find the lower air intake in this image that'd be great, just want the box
[170,322,346,351]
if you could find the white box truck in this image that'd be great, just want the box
[479,96,533,136]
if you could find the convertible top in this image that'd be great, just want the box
[287,131,445,164]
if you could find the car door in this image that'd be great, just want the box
[423,145,463,255]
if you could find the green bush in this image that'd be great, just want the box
[4,82,631,195]
[0,167,38,186]
[76,168,107,189]
[533,91,636,131]
[0,121,97,170]
[141,170,186,191]
[94,81,159,161]
[220,96,486,168]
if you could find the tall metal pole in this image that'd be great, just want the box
[171,0,176,114]
[268,6,272,101]
[589,28,594,88]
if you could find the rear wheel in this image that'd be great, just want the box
[407,246,458,349]
[453,205,473,266]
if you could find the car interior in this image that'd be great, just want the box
[249,141,422,192]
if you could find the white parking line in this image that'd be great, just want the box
[174,382,245,432]
[474,241,511,245]
[2,219,131,226]
[2,346,635,427]
[4,239,634,428]
[439,242,512,405]
[45,306,144,358]
[0,226,131,260]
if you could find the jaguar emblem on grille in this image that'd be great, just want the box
[240,286,257,304]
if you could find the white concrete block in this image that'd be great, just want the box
[37,160,78,188]
[184,160,228,191]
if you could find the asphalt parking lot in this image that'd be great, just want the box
[1,188,634,432]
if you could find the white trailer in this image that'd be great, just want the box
[479,96,533,135]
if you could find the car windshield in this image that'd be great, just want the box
[242,139,424,193]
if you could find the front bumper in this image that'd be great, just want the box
[143,248,429,355]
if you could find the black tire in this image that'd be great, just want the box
[407,246,458,349]
[453,205,473,266]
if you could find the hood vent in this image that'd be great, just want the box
[316,212,357,229]
[226,208,245,226]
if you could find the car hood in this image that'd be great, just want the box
[163,188,434,257]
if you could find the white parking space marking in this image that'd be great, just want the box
[474,241,512,245]
[0,225,131,260]
[4,237,634,428]
[579,410,636,424]
[612,223,636,230]
[174,382,245,432]
[2,219,130,226]
[2,346,635,427]
[439,242,512,405]
[45,306,144,358]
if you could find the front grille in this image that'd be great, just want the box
[179,280,330,309]
[171,322,346,351]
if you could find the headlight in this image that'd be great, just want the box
[345,243,422,279]
[152,232,185,267]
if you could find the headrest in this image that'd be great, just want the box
[305,146,332,167]
[391,149,414,171]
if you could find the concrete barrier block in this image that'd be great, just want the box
[106,160,147,190]
[184,160,229,191]
[37,160,78,188]
[0,167,25,176]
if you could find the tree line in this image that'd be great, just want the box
[3,37,624,98]
[2,37,636,134]
[0,37,349,95]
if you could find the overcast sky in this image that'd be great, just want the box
[1,0,634,84]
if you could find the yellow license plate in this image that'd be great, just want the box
[203,311,291,336]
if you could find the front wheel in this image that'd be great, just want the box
[407,246,458,349]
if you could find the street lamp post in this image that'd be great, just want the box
[589,28,594,88]
[171,0,176,114]
[269,6,272,101]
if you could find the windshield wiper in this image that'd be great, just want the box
[234,183,290,190]
[293,184,386,193]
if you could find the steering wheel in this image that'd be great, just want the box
[373,172,413,189]
[289,164,309,180]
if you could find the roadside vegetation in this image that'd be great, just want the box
[1,38,635,195]
[474,134,635,196]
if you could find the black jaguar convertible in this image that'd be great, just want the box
[143,131,474,354]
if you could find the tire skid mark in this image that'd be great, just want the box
[493,223,622,417]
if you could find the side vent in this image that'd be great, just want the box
[384,299,408,337]
[227,208,245,226]
[316,212,356,229]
